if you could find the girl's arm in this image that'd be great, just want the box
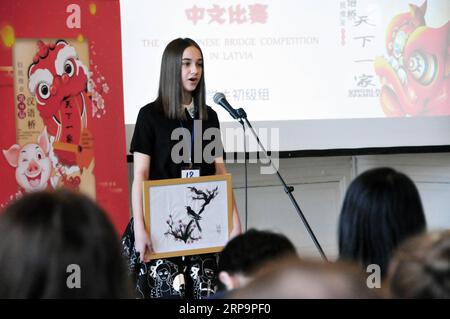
[131,152,153,262]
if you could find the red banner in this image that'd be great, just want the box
[0,0,129,233]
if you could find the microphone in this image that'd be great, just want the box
[213,92,241,120]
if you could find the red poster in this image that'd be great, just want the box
[0,0,129,233]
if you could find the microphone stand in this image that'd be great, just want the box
[235,118,248,231]
[235,108,328,261]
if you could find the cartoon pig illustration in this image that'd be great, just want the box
[2,128,55,193]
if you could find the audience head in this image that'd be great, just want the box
[338,167,426,277]
[388,230,450,298]
[218,228,296,290]
[0,189,131,298]
[229,257,381,299]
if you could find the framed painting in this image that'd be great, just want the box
[142,174,233,259]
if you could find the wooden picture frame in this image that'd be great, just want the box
[142,174,233,260]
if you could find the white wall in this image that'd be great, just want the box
[127,152,450,261]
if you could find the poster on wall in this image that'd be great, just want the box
[0,0,129,233]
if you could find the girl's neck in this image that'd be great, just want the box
[182,93,192,106]
[182,99,195,118]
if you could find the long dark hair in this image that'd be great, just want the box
[157,38,207,120]
[338,167,426,277]
[0,189,132,298]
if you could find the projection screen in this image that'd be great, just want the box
[120,0,450,153]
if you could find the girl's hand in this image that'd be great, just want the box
[134,224,153,263]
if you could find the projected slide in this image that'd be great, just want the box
[121,0,450,151]
[122,0,449,123]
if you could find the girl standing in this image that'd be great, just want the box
[122,38,241,298]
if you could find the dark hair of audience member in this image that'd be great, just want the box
[338,167,426,278]
[0,189,132,298]
[388,230,450,299]
[218,228,297,276]
[229,257,381,299]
